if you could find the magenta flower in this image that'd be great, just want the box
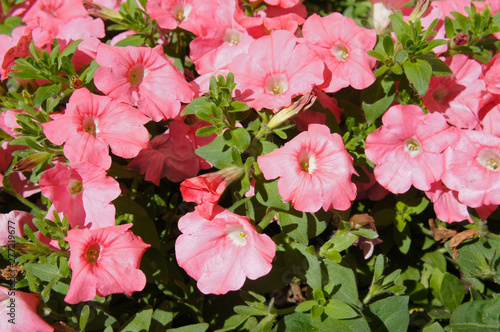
[302,13,377,93]
[229,29,325,112]
[0,286,53,332]
[42,88,150,170]
[64,224,150,304]
[39,162,121,230]
[365,105,457,194]
[94,44,194,121]
[442,129,500,208]
[175,206,275,295]
[258,124,357,212]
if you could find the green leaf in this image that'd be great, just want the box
[114,34,146,47]
[79,305,90,331]
[60,39,82,59]
[0,16,23,35]
[196,125,217,137]
[229,101,249,112]
[445,299,500,332]
[390,14,412,45]
[277,209,329,245]
[33,84,62,107]
[255,179,289,211]
[324,299,359,320]
[403,59,432,95]
[150,301,174,332]
[394,223,411,254]
[234,305,269,316]
[424,322,445,332]
[118,306,153,332]
[440,272,465,312]
[311,305,324,320]
[295,300,316,312]
[362,76,396,124]
[182,97,211,115]
[417,54,453,77]
[31,263,60,282]
[286,242,322,290]
[367,296,410,332]
[195,135,233,169]
[323,260,360,306]
[223,127,251,152]
[373,254,385,281]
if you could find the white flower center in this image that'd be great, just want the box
[476,148,500,171]
[404,137,422,158]
[331,43,349,61]
[265,74,288,95]
[222,28,242,46]
[82,117,100,136]
[68,179,83,197]
[226,224,247,247]
[129,65,148,87]
[298,150,317,174]
[173,1,193,23]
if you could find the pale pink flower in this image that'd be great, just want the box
[146,0,219,36]
[483,53,500,95]
[175,206,275,295]
[422,54,485,129]
[365,105,458,194]
[94,44,194,121]
[0,286,53,332]
[229,30,325,112]
[258,123,357,212]
[42,88,150,170]
[302,13,377,93]
[0,211,36,246]
[370,0,410,34]
[39,162,121,230]
[480,103,500,137]
[425,181,473,223]
[64,224,150,304]
[442,129,500,208]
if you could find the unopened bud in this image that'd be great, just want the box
[12,152,51,172]
[267,93,317,129]
[70,75,83,89]
[452,32,469,47]
[83,0,122,21]
[408,0,432,22]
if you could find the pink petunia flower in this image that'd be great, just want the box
[425,181,473,223]
[0,286,54,332]
[229,29,325,112]
[94,44,194,122]
[180,166,244,219]
[442,129,500,208]
[258,123,357,212]
[42,88,150,170]
[64,224,150,304]
[302,12,377,93]
[365,105,457,194]
[39,162,121,230]
[175,206,275,295]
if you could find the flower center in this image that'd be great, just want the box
[129,65,146,87]
[226,224,247,247]
[172,1,193,23]
[40,0,63,17]
[331,43,349,61]
[86,243,101,265]
[432,86,449,103]
[265,74,288,95]
[82,117,100,136]
[298,150,317,174]
[222,28,242,46]
[476,148,500,171]
[404,137,422,158]
[68,179,83,197]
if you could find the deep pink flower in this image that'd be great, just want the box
[0,211,36,246]
[365,105,457,194]
[64,224,150,304]
[175,206,275,295]
[302,13,377,93]
[42,88,150,170]
[94,44,194,121]
[258,123,357,212]
[0,286,53,332]
[229,30,325,112]
[442,129,500,208]
[180,167,244,219]
[39,162,121,230]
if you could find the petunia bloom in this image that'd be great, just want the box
[302,12,377,93]
[94,44,194,121]
[0,211,36,246]
[175,206,275,295]
[39,162,121,230]
[365,105,457,194]
[64,224,150,304]
[42,88,150,170]
[229,29,325,112]
[258,123,357,212]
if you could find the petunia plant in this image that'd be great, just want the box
[1,0,500,331]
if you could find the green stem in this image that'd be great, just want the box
[7,189,44,214]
